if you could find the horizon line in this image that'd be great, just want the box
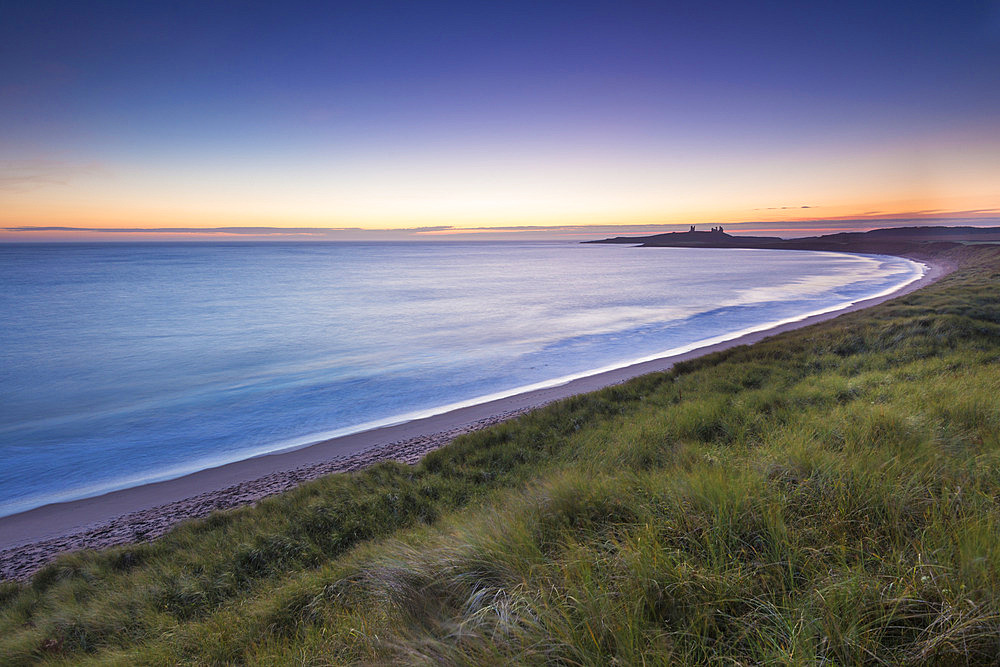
[3,214,1000,243]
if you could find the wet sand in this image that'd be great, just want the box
[0,254,954,580]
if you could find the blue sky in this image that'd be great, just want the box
[2,1,999,239]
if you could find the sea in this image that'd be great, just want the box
[0,241,923,517]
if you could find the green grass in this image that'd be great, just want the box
[2,243,1000,665]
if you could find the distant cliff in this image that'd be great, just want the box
[585,228,782,247]
[586,225,1000,259]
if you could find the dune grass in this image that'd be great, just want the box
[2,244,999,665]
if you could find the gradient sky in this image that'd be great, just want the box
[2,0,999,240]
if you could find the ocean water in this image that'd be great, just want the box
[0,242,922,517]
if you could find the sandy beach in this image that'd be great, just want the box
[0,254,954,581]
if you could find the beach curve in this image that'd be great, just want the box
[0,251,954,581]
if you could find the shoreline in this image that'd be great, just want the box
[0,253,954,581]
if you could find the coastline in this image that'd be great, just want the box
[0,253,954,581]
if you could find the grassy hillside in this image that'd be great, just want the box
[2,244,999,665]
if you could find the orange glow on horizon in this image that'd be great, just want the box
[3,172,998,243]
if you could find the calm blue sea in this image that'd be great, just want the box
[0,242,922,516]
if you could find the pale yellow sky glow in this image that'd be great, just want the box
[2,123,999,239]
[0,130,1000,234]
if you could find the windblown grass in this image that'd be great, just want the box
[2,244,999,665]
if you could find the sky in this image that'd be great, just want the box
[2,0,999,241]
